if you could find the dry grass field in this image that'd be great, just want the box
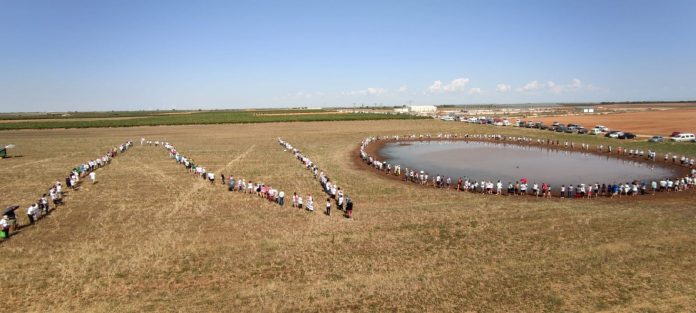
[1,120,696,312]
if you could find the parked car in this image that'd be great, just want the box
[605,131,623,138]
[595,125,610,132]
[564,127,577,133]
[589,128,602,135]
[576,128,589,134]
[648,136,664,142]
[619,132,636,140]
[671,133,696,142]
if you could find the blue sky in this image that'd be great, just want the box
[1,0,695,111]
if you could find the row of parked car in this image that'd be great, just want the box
[647,132,696,143]
[451,116,695,143]
[516,121,640,138]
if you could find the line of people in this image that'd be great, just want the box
[150,139,348,218]
[359,133,696,199]
[278,138,354,218]
[1,140,133,240]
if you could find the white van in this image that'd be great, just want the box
[670,133,695,142]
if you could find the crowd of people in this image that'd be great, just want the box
[2,140,133,240]
[359,133,696,199]
[152,139,289,207]
[278,138,353,218]
[147,138,353,218]
[12,130,692,241]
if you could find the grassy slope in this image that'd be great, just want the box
[0,120,695,312]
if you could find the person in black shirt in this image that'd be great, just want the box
[345,197,353,219]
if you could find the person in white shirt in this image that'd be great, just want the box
[207,172,215,184]
[306,195,314,212]
[238,179,245,193]
[50,188,59,206]
[278,191,285,206]
[330,185,337,199]
[298,195,303,209]
[337,194,344,211]
[89,172,96,184]
[325,198,331,216]
[40,194,50,214]
[26,203,39,225]
[1,215,9,238]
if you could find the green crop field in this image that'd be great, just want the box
[0,110,427,130]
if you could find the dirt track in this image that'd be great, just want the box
[536,108,696,136]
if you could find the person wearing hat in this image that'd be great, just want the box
[0,215,9,238]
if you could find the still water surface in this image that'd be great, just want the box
[380,141,678,187]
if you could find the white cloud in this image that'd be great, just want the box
[512,78,590,94]
[428,80,444,93]
[447,78,470,92]
[366,87,386,95]
[427,77,470,93]
[343,87,387,96]
[516,80,543,92]
[468,87,482,95]
[397,85,408,93]
[496,84,511,93]
[291,91,324,98]
[548,78,583,94]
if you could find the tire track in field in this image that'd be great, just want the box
[216,144,255,173]
[167,145,255,218]
[9,152,81,169]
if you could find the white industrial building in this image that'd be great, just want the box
[394,105,437,114]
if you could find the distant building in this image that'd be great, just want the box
[407,105,437,114]
[579,107,595,113]
[393,107,409,113]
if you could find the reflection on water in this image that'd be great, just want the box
[380,141,678,187]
